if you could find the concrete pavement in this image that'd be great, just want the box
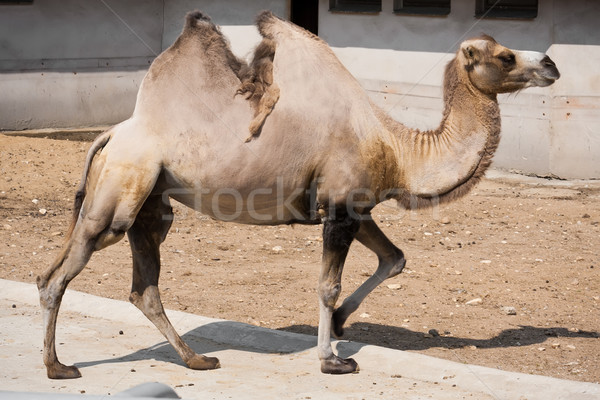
[1,279,598,399]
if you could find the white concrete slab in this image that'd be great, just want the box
[1,279,598,399]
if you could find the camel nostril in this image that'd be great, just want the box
[541,56,556,68]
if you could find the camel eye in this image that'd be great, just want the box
[498,53,515,68]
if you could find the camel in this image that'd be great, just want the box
[36,11,559,378]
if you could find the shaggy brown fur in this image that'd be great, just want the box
[182,11,247,79]
[236,38,280,141]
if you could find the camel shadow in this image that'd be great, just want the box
[74,320,598,371]
[280,323,599,357]
[74,320,317,371]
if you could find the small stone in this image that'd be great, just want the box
[38,208,47,215]
[501,306,517,315]
[271,245,283,253]
[387,284,402,290]
[2,224,12,230]
[551,342,561,349]
[480,260,492,264]
[467,345,477,350]
[51,231,62,236]
[465,230,472,236]
[428,329,440,337]
[440,216,451,224]
[32,199,39,205]
[538,347,546,351]
[359,312,371,318]
[566,344,576,350]
[465,298,482,306]
[582,213,591,218]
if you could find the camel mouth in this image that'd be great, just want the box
[533,71,559,87]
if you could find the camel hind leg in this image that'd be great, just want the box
[127,193,220,370]
[37,147,161,379]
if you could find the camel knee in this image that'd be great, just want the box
[319,282,341,309]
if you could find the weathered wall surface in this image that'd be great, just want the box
[0,0,598,178]
[0,0,285,130]
[0,0,161,129]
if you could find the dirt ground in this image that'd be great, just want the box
[1,131,599,384]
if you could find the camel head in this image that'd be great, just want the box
[458,35,560,94]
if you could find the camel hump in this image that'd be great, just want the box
[185,10,212,29]
[255,10,321,43]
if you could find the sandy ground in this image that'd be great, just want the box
[1,131,599,384]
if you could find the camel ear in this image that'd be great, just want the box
[462,45,480,65]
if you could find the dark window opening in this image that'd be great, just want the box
[475,0,538,19]
[291,0,319,35]
[394,0,450,16]
[329,0,382,14]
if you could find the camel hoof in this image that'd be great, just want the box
[47,363,82,379]
[186,354,221,370]
[320,356,359,375]
[331,309,345,338]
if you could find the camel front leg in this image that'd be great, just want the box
[318,212,360,374]
[332,218,406,338]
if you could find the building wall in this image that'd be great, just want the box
[0,0,162,129]
[0,0,598,178]
[319,0,600,179]
[0,0,286,130]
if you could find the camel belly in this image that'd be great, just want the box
[166,181,317,225]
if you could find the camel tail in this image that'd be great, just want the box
[64,130,112,241]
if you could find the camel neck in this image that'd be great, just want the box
[388,58,501,208]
